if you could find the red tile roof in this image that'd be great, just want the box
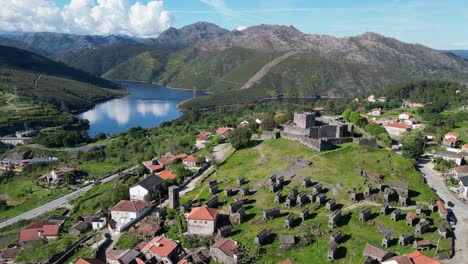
[19,222,59,242]
[400,112,412,116]
[443,137,457,143]
[147,164,163,172]
[0,248,22,260]
[177,260,192,264]
[454,166,468,173]
[385,123,412,129]
[406,251,442,264]
[157,170,177,180]
[111,200,149,213]
[216,127,232,134]
[445,131,459,138]
[314,107,325,111]
[142,236,178,257]
[175,153,187,159]
[187,206,219,221]
[196,132,212,141]
[406,212,416,219]
[211,238,238,258]
[436,200,447,214]
[158,154,176,166]
[183,156,198,163]
[76,258,105,264]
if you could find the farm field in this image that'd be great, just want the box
[180,138,449,263]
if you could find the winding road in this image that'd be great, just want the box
[417,159,468,264]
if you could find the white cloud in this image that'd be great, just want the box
[451,41,468,47]
[236,26,247,31]
[0,0,172,37]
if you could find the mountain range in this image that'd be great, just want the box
[1,22,468,109]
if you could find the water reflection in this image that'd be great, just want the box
[79,82,202,136]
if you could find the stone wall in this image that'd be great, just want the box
[261,131,280,140]
[283,125,311,137]
[353,137,378,148]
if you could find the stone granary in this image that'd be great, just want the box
[438,223,448,238]
[383,188,392,203]
[363,243,394,263]
[229,201,243,214]
[388,181,409,196]
[420,212,427,222]
[391,209,401,221]
[326,199,336,211]
[416,203,423,216]
[285,194,296,208]
[296,192,309,207]
[274,191,282,204]
[180,201,193,214]
[314,183,323,193]
[416,221,430,235]
[268,174,276,185]
[413,240,431,251]
[328,241,338,261]
[359,208,372,222]
[330,230,342,243]
[399,233,414,246]
[364,184,372,197]
[291,186,299,197]
[399,193,408,206]
[380,203,390,215]
[406,212,416,226]
[263,208,280,221]
[349,188,357,202]
[316,193,326,205]
[284,213,294,229]
[240,186,249,196]
[224,186,234,197]
[381,233,392,248]
[280,235,296,249]
[276,176,285,186]
[303,177,312,188]
[218,225,232,238]
[329,209,342,228]
[309,191,319,204]
[437,201,448,220]
[300,208,309,222]
[270,183,280,193]
[237,177,245,185]
[209,179,218,194]
[376,180,384,192]
[429,200,437,212]
[236,208,246,224]
[254,229,270,245]
[205,196,219,208]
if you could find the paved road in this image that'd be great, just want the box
[0,166,137,229]
[417,159,468,264]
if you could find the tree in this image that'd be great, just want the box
[0,199,8,211]
[342,109,352,122]
[400,130,425,158]
[136,164,147,176]
[260,115,276,131]
[377,133,392,147]
[229,127,252,150]
[365,123,386,136]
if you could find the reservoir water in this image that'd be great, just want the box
[80,81,203,136]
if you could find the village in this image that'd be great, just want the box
[0,97,467,264]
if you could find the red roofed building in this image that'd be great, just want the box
[384,123,412,140]
[398,112,412,120]
[462,144,468,152]
[314,106,325,112]
[210,238,240,264]
[453,165,468,179]
[110,200,151,233]
[19,222,60,244]
[183,156,198,168]
[216,127,233,139]
[143,160,164,174]
[369,108,382,116]
[76,258,104,264]
[196,132,212,149]
[187,206,219,235]
[158,154,177,166]
[142,236,184,263]
[383,250,441,264]
[436,200,448,219]
[157,170,177,180]
[443,132,458,147]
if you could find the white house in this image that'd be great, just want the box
[459,176,468,199]
[368,108,382,116]
[196,132,212,149]
[434,151,466,166]
[383,123,412,140]
[129,175,163,201]
[142,236,184,264]
[183,156,198,168]
[110,200,151,234]
[398,112,412,120]
[367,95,376,102]
[187,206,219,236]
[91,217,107,231]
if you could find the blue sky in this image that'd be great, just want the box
[12,0,468,49]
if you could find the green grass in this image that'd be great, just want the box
[453,121,468,143]
[179,138,447,263]
[115,233,140,249]
[77,162,123,178]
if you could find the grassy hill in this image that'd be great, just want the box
[179,139,449,263]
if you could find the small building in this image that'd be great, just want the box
[129,175,163,201]
[285,194,296,208]
[156,170,177,181]
[196,132,212,149]
[326,199,336,211]
[236,207,246,224]
[399,233,414,246]
[300,208,309,222]
[269,183,279,193]
[309,191,319,204]
[380,203,389,215]
[363,243,394,262]
[413,240,431,251]
[218,225,232,238]
[453,166,468,179]
[263,208,280,221]
[416,203,423,216]
[254,229,270,245]
[436,200,448,219]
[419,212,427,222]
[69,221,90,236]
[106,249,139,264]
[284,213,294,229]
[142,159,164,174]
[349,188,357,202]
[237,177,246,185]
[280,235,296,249]
[274,191,282,204]
[183,155,198,168]
[92,216,107,231]
[391,209,401,221]
[383,188,392,203]
[406,212,416,226]
[382,233,392,248]
[328,241,337,261]
[316,193,326,205]
[42,167,79,184]
[459,176,468,199]
[240,186,249,196]
[210,238,240,264]
[388,181,409,196]
[302,177,312,188]
[364,184,372,197]
[369,108,382,116]
[276,176,285,186]
[329,209,342,228]
[384,123,412,140]
[187,207,219,235]
[229,201,243,214]
[0,247,23,263]
[296,192,309,207]
[443,131,459,147]
[359,208,372,222]
[314,183,323,193]
[19,222,60,244]
[110,200,151,234]
[399,112,412,120]
[415,220,430,235]
[205,196,219,208]
[224,186,234,197]
[330,230,342,244]
[141,236,184,264]
[291,186,299,197]
[168,185,180,209]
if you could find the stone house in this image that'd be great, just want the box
[270,183,280,193]
[303,177,312,187]
[391,209,401,221]
[240,186,249,196]
[142,236,185,264]
[106,249,139,264]
[300,208,309,222]
[218,225,232,238]
[280,235,296,249]
[237,177,246,185]
[291,186,299,197]
[296,192,308,207]
[210,238,240,264]
[399,233,414,246]
[229,201,243,214]
[254,229,270,245]
[363,243,394,262]
[406,212,416,226]
[364,184,372,197]
[329,209,342,228]
[69,221,90,236]
[314,183,323,193]
[209,179,218,194]
[326,199,336,211]
[263,208,280,221]
[399,193,408,206]
[92,216,107,231]
[236,208,246,224]
[205,196,219,208]
[224,186,234,197]
[274,191,282,204]
[316,193,326,205]
[359,208,372,222]
[380,203,389,215]
[328,241,337,261]
[276,176,285,186]
[285,194,296,208]
[415,220,430,235]
[381,233,392,248]
[110,200,151,234]
[330,230,342,244]
[416,203,423,216]
[129,175,163,201]
[349,188,357,202]
[309,191,319,204]
[284,213,294,229]
[268,174,277,185]
[187,206,219,235]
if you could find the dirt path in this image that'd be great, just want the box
[33,74,42,88]
[241,51,299,90]
[342,200,417,212]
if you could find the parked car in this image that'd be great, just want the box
[448,201,455,208]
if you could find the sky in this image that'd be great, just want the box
[1,0,468,49]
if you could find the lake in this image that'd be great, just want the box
[80,81,204,136]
